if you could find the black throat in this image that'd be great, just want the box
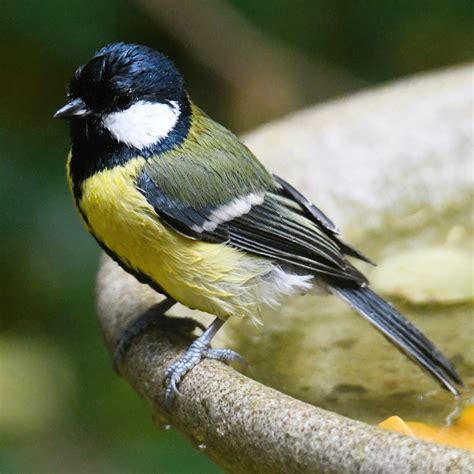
[68,94,192,201]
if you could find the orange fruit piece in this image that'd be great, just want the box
[379,405,474,451]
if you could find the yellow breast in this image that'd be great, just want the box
[73,156,270,319]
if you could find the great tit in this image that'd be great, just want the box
[55,42,462,407]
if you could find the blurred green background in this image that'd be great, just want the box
[1,1,472,472]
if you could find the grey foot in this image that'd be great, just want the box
[164,342,245,410]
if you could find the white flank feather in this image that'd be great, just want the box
[199,258,314,324]
[102,100,180,148]
[257,267,313,307]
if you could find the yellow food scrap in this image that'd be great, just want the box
[379,406,474,451]
[370,246,473,304]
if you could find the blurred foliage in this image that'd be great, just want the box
[0,0,472,472]
[230,0,473,81]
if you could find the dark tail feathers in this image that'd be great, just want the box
[329,285,463,395]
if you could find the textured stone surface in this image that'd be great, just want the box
[96,65,474,473]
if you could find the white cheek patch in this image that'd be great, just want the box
[102,100,180,149]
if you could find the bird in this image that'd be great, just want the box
[54,42,462,408]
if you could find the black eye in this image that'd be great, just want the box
[116,90,134,109]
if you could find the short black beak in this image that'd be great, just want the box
[54,97,91,119]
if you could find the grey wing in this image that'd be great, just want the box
[274,175,374,265]
[138,170,369,285]
[224,190,368,284]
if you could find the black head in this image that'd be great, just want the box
[54,42,186,119]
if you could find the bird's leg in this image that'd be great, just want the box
[164,317,246,410]
[113,297,179,372]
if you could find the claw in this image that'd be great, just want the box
[165,370,186,410]
[170,377,182,397]
[206,348,247,369]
